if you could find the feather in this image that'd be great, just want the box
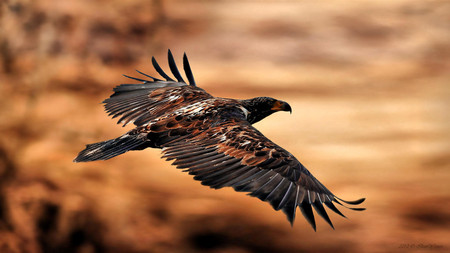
[277,182,294,210]
[324,201,346,218]
[284,186,300,226]
[168,49,186,83]
[264,177,287,202]
[335,197,366,205]
[183,52,196,86]
[136,69,162,81]
[312,200,334,229]
[123,75,150,83]
[152,56,175,81]
[188,156,233,171]
[300,202,316,231]
[202,166,253,188]
[175,153,225,168]
[334,199,366,211]
[250,173,281,199]
[220,167,263,189]
[166,147,211,160]
[193,160,242,179]
[173,152,222,166]
[230,168,270,189]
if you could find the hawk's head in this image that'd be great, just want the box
[241,97,292,124]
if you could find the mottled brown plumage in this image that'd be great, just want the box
[74,50,365,230]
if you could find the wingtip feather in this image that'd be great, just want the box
[336,197,366,205]
[313,201,334,229]
[300,202,316,231]
[183,52,196,86]
[167,49,186,83]
[152,56,175,81]
[122,74,149,83]
[135,69,162,81]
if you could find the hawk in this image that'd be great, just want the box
[74,50,365,230]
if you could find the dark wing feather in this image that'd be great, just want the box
[183,52,196,86]
[167,49,186,83]
[159,117,365,229]
[152,56,175,81]
[136,69,162,81]
[103,51,213,127]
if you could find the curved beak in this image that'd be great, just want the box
[271,100,292,114]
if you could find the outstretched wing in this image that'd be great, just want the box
[158,116,365,230]
[103,50,212,127]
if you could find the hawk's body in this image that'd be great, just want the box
[74,50,365,230]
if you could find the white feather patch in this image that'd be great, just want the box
[239,106,249,119]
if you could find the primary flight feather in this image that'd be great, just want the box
[74,50,365,230]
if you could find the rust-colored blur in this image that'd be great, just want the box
[0,0,449,252]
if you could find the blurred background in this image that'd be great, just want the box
[0,0,449,252]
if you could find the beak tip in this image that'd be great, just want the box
[285,103,292,114]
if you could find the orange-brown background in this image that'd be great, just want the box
[0,0,449,252]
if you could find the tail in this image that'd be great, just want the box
[73,132,148,162]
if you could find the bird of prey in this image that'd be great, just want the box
[74,50,365,230]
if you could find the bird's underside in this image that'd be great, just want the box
[74,50,365,230]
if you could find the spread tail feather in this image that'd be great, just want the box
[73,132,147,162]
